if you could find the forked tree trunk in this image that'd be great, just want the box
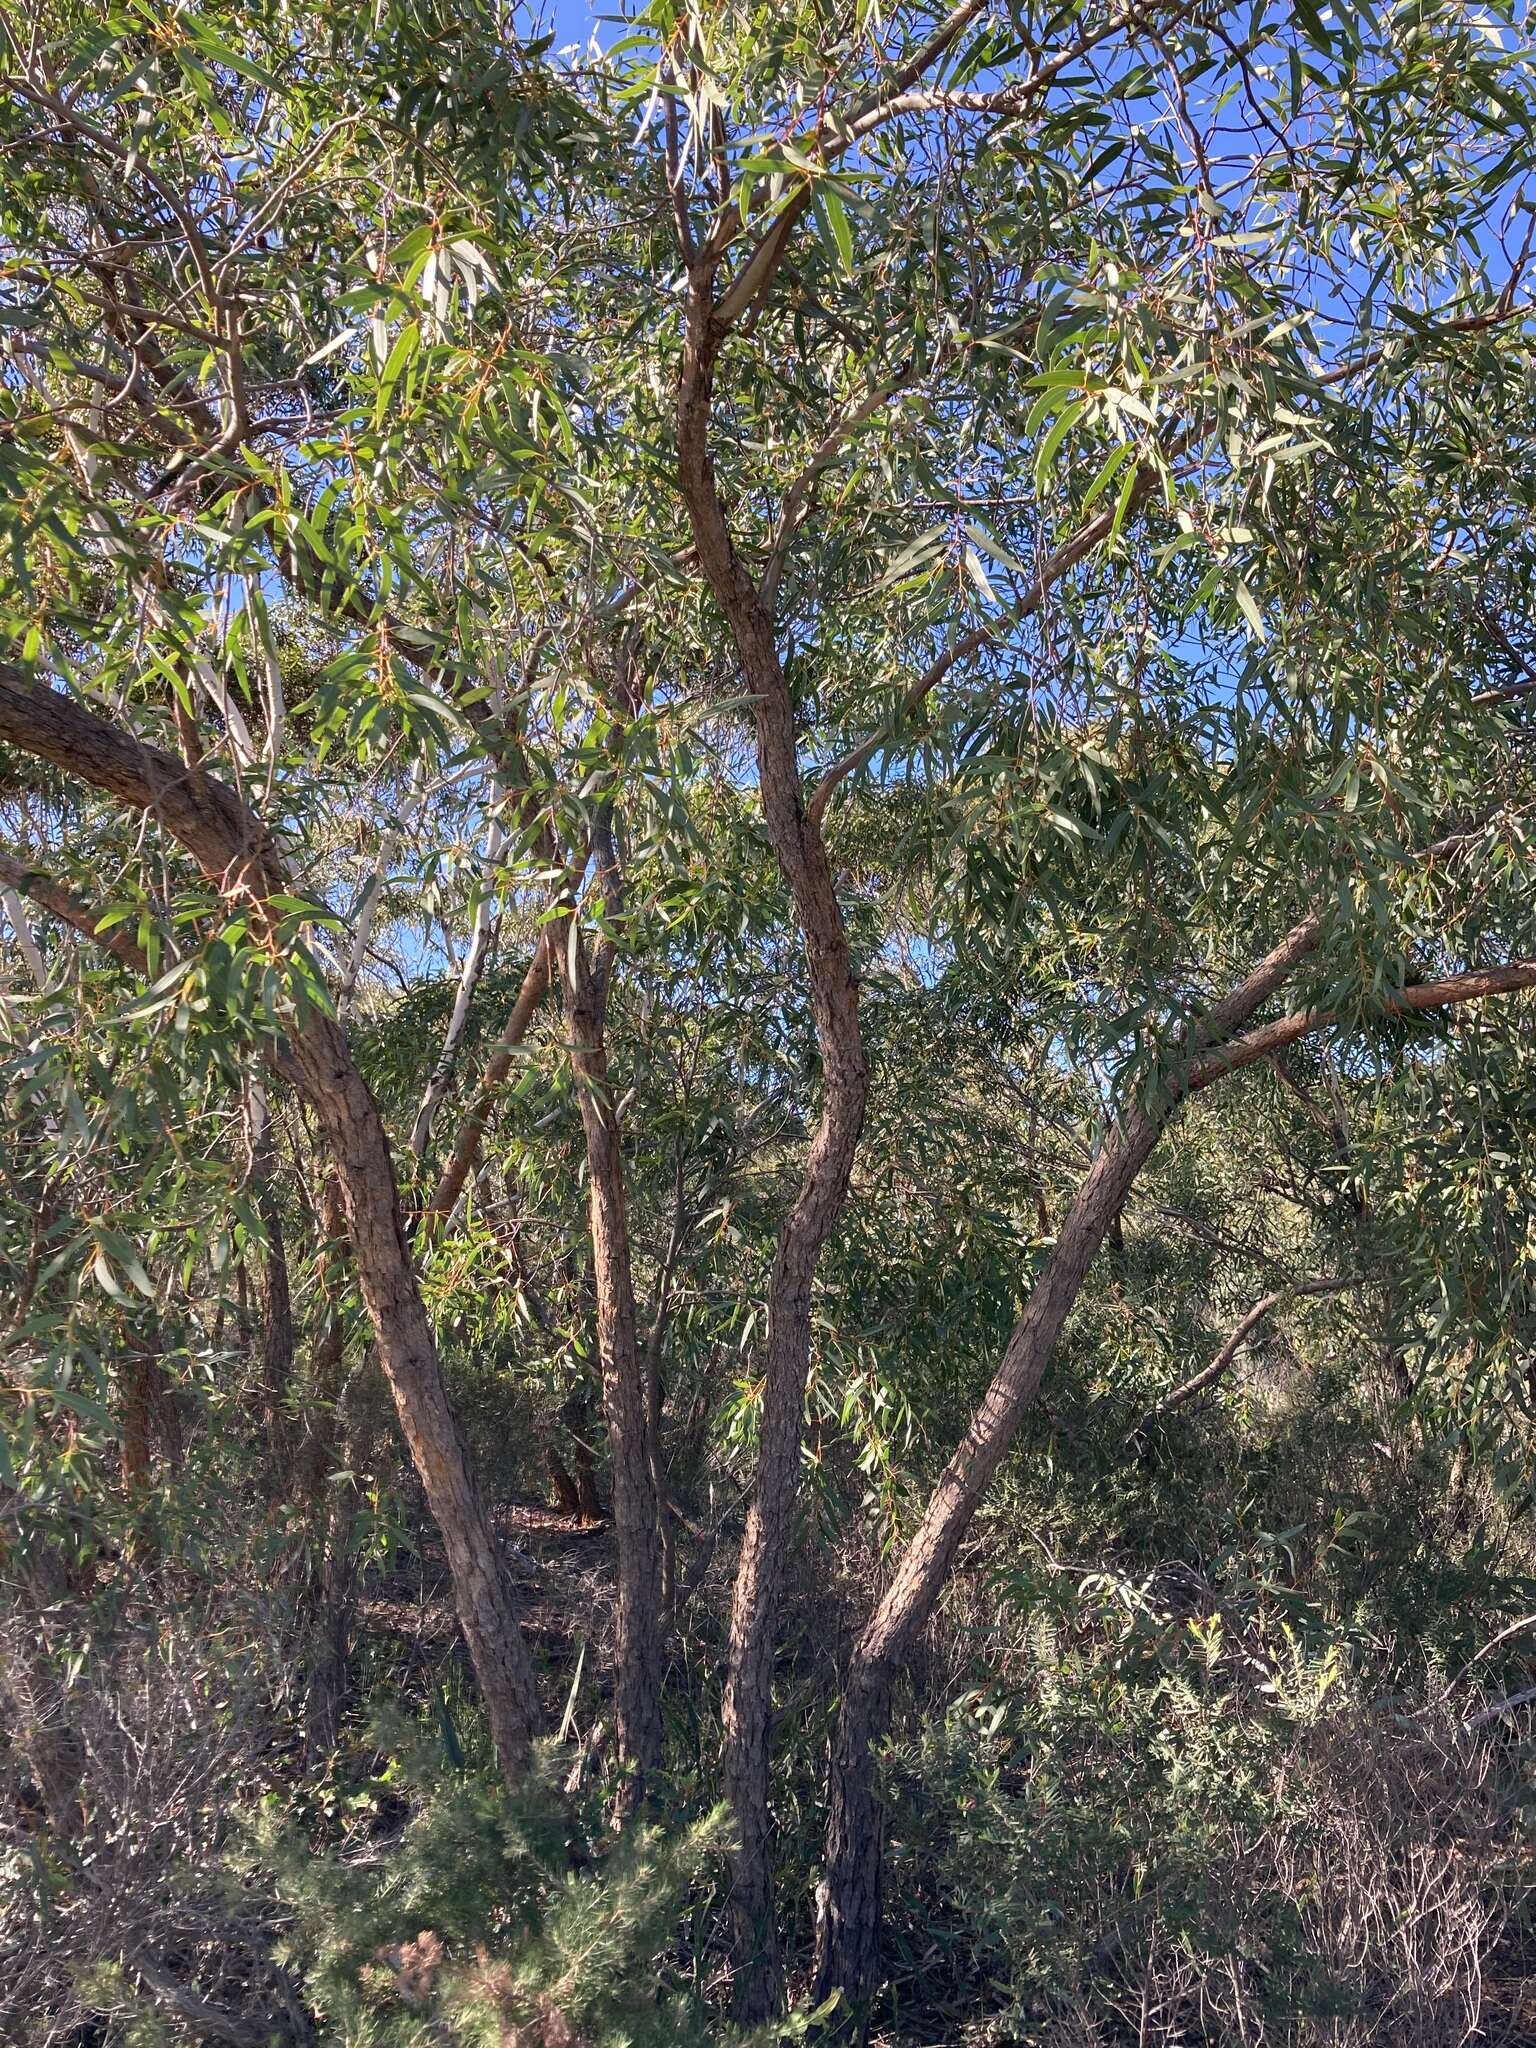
[811,913,1336,2018]
[809,927,1536,2017]
[0,663,543,1788]
[813,1107,1163,2013]
[677,302,870,2014]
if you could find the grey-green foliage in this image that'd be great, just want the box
[887,1640,1527,2046]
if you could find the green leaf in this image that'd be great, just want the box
[817,184,855,276]
[1035,401,1088,491]
[1232,578,1268,642]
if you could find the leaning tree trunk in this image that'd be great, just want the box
[677,296,870,2014]
[283,1015,544,1786]
[805,921,1536,2026]
[0,662,544,1789]
[811,913,1335,2019]
[812,1107,1162,2013]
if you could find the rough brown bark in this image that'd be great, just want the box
[276,1009,546,1785]
[120,1352,155,1498]
[574,1424,603,1523]
[304,1495,358,1762]
[645,1313,676,1616]
[0,663,543,1787]
[498,1217,607,1528]
[117,1345,183,1509]
[298,1174,349,1508]
[293,1173,359,1759]
[677,295,870,2013]
[646,1150,690,1615]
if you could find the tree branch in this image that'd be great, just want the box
[1139,1276,1355,1428]
[1186,963,1536,1094]
[716,0,1196,326]
[0,850,150,975]
[759,369,910,609]
[0,665,276,897]
[806,464,1166,828]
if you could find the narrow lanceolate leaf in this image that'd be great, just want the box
[817,183,856,275]
[7,4,1536,2017]
[1232,579,1268,641]
[1034,401,1088,491]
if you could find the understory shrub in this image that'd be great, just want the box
[883,1639,1534,2047]
[1,1598,767,2048]
[251,1722,740,2048]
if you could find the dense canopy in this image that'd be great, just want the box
[6,1,1536,2041]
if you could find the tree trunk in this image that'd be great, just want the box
[119,1346,183,1526]
[557,1377,605,1524]
[647,1338,676,1616]
[811,1104,1162,2015]
[559,947,663,1808]
[284,1016,543,1786]
[120,1353,155,1498]
[644,1172,685,1615]
[246,1085,293,1449]
[677,296,870,2015]
[575,1426,603,1523]
[546,1444,583,1518]
[299,1173,356,1757]
[256,1172,294,1450]
[304,1494,358,1762]
[0,663,543,1789]
[811,914,1336,2019]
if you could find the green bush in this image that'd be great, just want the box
[881,1624,1531,2047]
[250,1724,739,2047]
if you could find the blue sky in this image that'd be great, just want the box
[536,0,608,53]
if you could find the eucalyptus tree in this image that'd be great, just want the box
[0,0,616,1787]
[8,0,1536,2035]
[595,0,1536,2016]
